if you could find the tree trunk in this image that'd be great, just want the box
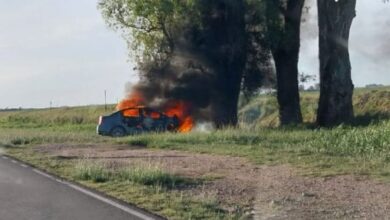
[212,80,241,128]
[267,0,305,125]
[317,0,356,126]
[274,48,303,124]
[198,0,247,128]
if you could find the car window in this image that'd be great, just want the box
[143,110,161,119]
[122,109,140,117]
[150,111,161,119]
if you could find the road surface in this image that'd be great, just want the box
[0,155,159,220]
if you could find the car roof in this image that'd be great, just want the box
[118,107,162,113]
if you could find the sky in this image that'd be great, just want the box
[0,0,389,109]
[300,0,390,88]
[0,0,137,109]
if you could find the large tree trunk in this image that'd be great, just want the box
[212,76,242,128]
[274,48,303,124]
[317,0,356,126]
[198,0,247,128]
[267,0,305,125]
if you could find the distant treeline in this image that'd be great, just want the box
[365,84,386,88]
[0,108,27,112]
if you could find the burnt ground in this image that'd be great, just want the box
[36,145,390,219]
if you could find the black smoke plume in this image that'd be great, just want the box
[126,0,249,127]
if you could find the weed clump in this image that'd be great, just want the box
[117,165,185,188]
[73,161,110,183]
[73,161,187,188]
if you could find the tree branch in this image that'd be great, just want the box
[116,12,159,33]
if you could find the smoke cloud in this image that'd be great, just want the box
[120,1,247,127]
[124,48,215,123]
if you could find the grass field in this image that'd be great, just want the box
[239,86,390,127]
[1,87,390,219]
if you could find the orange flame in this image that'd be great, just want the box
[116,93,194,132]
[178,117,194,133]
[117,92,145,117]
[164,101,194,132]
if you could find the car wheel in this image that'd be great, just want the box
[111,127,126,137]
[153,124,164,132]
[166,123,177,132]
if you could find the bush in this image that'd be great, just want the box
[73,161,186,188]
[117,165,185,188]
[73,161,110,183]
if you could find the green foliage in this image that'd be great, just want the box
[263,0,285,50]
[98,0,199,65]
[242,0,275,95]
[263,0,306,52]
[99,0,273,97]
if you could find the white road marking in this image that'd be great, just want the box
[2,156,8,159]
[31,167,156,220]
[66,183,156,220]
[11,160,18,164]
[33,169,57,181]
[20,164,28,168]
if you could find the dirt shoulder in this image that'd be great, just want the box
[253,165,390,220]
[36,144,390,219]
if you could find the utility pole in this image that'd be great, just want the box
[104,90,107,111]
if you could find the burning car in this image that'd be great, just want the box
[97,107,180,137]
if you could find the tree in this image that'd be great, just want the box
[265,0,305,125]
[99,0,191,67]
[242,0,275,98]
[99,0,251,128]
[316,0,356,126]
[193,0,248,127]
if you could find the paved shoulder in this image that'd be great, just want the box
[0,155,159,220]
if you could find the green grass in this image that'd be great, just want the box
[73,160,189,188]
[0,105,116,129]
[1,86,390,218]
[116,166,186,187]
[0,105,116,147]
[73,161,111,183]
[4,149,242,220]
[117,120,390,179]
[0,128,109,147]
[91,181,233,220]
[239,87,390,127]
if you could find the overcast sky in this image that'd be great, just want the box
[300,0,390,88]
[0,1,389,109]
[0,0,137,109]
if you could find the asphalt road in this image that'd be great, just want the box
[0,155,159,220]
